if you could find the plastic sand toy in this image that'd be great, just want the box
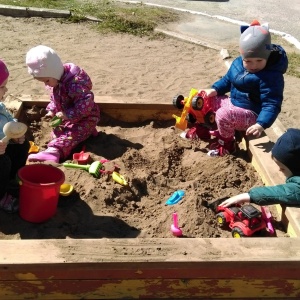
[60,183,74,196]
[165,190,185,205]
[171,212,183,237]
[28,141,39,154]
[50,116,62,127]
[73,146,90,164]
[112,171,127,186]
[1,121,27,144]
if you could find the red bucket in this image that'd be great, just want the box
[18,164,65,223]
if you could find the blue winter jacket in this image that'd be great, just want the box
[0,102,16,140]
[212,45,288,129]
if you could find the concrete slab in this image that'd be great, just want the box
[0,4,70,18]
[157,14,239,51]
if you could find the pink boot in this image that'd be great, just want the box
[209,131,236,157]
[28,148,60,163]
[184,123,211,140]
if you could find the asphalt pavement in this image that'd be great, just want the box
[131,0,300,39]
[118,0,300,51]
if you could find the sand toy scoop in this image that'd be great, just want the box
[63,161,102,178]
[1,121,28,144]
[73,146,90,164]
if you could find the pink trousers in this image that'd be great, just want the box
[210,95,257,139]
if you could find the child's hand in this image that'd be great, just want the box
[246,123,264,137]
[12,135,25,144]
[0,141,7,154]
[219,193,251,207]
[56,112,67,120]
[45,111,54,119]
[202,89,217,97]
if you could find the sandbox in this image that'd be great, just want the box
[0,95,300,299]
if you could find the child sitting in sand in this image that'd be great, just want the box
[219,128,300,207]
[184,20,288,157]
[0,59,30,213]
[26,45,100,163]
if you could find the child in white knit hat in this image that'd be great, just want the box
[0,59,30,213]
[26,45,100,163]
[185,20,288,157]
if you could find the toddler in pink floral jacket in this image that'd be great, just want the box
[26,45,100,163]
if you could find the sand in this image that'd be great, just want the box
[0,15,295,239]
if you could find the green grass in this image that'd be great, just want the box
[271,35,300,78]
[0,0,179,37]
[286,52,300,78]
[0,0,75,9]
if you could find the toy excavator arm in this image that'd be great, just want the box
[172,88,198,131]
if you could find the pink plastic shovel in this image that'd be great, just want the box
[171,212,183,237]
[73,146,90,164]
[261,206,274,234]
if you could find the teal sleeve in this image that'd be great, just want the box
[0,103,15,122]
[249,177,300,206]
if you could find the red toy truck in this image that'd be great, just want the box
[172,88,216,131]
[216,204,267,238]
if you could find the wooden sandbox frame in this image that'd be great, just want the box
[1,95,300,299]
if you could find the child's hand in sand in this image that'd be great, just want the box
[219,193,251,207]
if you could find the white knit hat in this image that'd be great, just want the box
[26,45,64,80]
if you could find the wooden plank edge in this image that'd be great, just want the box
[1,237,300,264]
[1,96,300,298]
[246,133,300,237]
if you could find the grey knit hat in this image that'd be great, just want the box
[272,128,300,176]
[239,20,271,60]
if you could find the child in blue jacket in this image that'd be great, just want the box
[220,128,300,207]
[185,20,288,157]
[0,59,30,212]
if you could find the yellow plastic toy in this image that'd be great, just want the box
[112,171,127,186]
[172,88,198,131]
[60,183,74,196]
[28,141,39,154]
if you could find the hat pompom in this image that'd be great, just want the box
[240,19,260,33]
[250,19,260,26]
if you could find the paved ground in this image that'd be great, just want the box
[118,0,300,50]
